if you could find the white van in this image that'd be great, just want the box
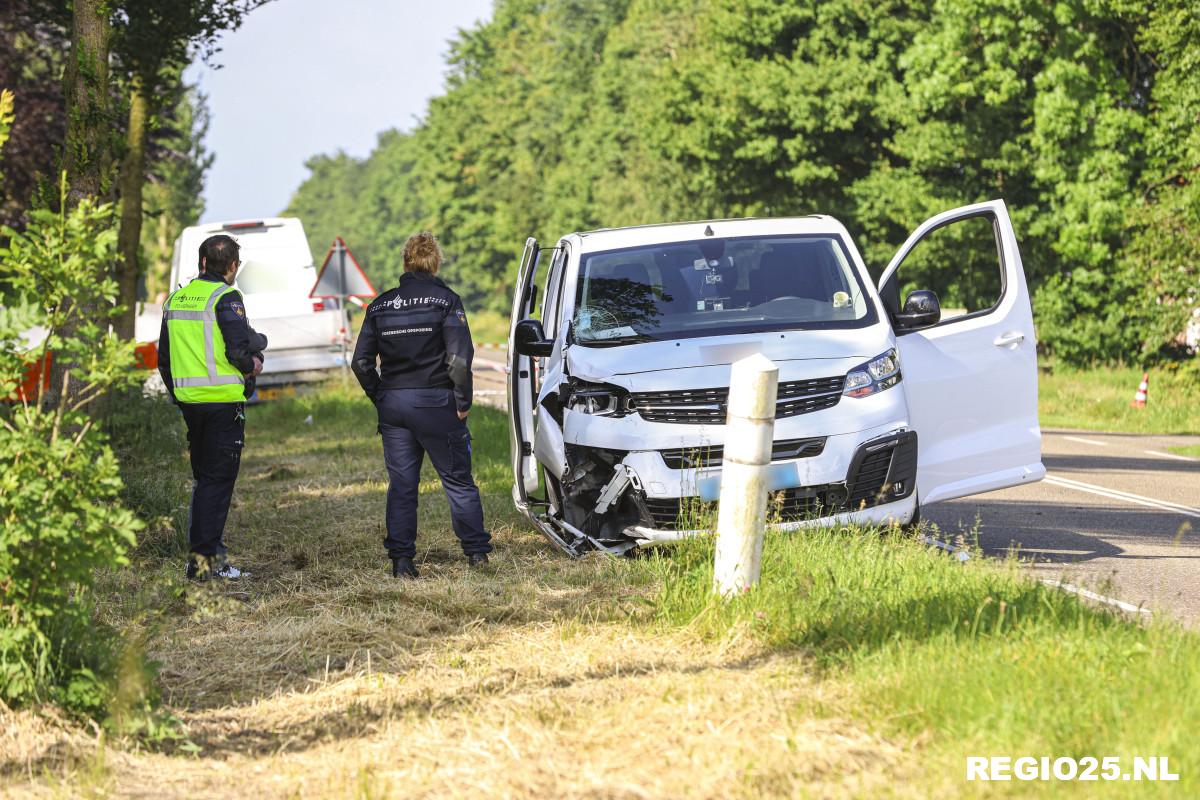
[507,200,1044,555]
[165,217,345,386]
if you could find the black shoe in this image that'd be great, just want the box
[392,557,419,579]
[186,555,211,581]
[467,553,490,568]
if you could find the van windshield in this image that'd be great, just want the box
[233,233,313,295]
[571,234,877,345]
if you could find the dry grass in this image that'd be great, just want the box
[1,387,910,799]
[3,626,906,799]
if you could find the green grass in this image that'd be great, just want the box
[1039,363,1200,434]
[13,381,1198,798]
[466,307,511,345]
[650,530,1200,797]
[1168,444,1200,458]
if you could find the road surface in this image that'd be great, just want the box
[473,354,1199,623]
[924,430,1200,624]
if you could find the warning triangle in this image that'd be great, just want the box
[311,237,377,299]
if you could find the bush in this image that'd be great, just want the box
[0,165,143,714]
[0,407,140,707]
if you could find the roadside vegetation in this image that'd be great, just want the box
[289,0,1200,373]
[1039,363,1200,435]
[4,384,1197,797]
[3,1,1199,796]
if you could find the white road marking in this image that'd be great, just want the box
[1044,475,1200,519]
[1061,435,1108,447]
[1144,449,1199,462]
[1041,579,1152,615]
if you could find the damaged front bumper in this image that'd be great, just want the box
[518,425,919,556]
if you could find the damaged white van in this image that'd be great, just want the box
[507,200,1044,556]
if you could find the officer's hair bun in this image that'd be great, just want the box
[403,231,443,274]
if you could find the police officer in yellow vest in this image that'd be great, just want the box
[158,234,267,580]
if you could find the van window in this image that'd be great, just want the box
[892,215,1003,321]
[540,245,568,338]
[231,228,314,295]
[572,235,876,345]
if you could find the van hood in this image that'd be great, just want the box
[565,326,893,387]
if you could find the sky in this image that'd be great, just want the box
[187,0,494,225]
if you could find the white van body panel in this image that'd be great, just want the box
[161,217,344,385]
[879,200,1044,504]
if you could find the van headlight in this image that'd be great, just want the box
[843,349,901,398]
[566,381,629,416]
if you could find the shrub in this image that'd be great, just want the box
[0,163,143,713]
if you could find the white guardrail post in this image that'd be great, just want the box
[713,353,778,597]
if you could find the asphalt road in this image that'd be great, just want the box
[924,430,1200,625]
[474,354,1199,623]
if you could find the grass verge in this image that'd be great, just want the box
[1039,363,1200,434]
[651,531,1200,797]
[4,382,1197,798]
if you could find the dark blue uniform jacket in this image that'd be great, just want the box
[351,271,474,412]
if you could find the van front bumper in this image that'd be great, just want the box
[609,425,919,543]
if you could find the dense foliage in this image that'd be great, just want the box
[288,0,1198,364]
[0,0,229,307]
[0,94,145,715]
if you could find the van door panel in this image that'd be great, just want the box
[878,200,1043,505]
[508,238,541,503]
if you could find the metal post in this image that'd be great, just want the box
[713,353,778,597]
[338,239,349,384]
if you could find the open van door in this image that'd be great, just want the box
[878,200,1044,506]
[508,238,541,508]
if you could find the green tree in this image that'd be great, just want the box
[283,0,1199,365]
[139,85,214,300]
[62,0,113,204]
[110,0,271,340]
[1122,0,1200,360]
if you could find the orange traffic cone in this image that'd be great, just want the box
[1131,372,1149,408]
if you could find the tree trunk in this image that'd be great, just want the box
[50,0,111,411]
[62,0,112,203]
[116,77,148,340]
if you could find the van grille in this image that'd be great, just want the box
[639,431,918,530]
[659,436,827,470]
[630,376,844,425]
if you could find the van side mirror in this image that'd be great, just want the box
[894,289,941,331]
[514,318,553,357]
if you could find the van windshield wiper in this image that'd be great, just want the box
[579,332,654,347]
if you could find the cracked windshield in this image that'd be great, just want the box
[572,235,874,345]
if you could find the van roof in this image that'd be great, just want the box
[570,215,850,252]
[183,217,302,235]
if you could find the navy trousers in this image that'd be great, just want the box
[376,388,491,559]
[179,402,245,558]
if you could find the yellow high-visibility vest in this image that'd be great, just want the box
[164,279,245,403]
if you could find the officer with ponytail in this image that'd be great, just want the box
[352,231,491,578]
[158,234,267,580]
